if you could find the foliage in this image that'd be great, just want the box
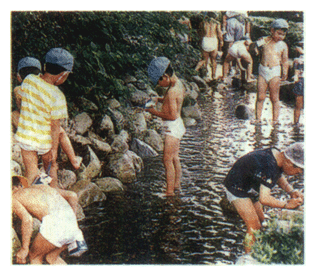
[252,215,304,264]
[11,12,200,107]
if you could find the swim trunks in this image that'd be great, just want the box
[293,78,304,96]
[224,148,283,198]
[163,117,186,140]
[224,17,245,43]
[40,207,84,248]
[228,41,248,59]
[259,64,281,83]
[202,37,218,52]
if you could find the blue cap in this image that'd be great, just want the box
[45,48,74,72]
[147,57,170,86]
[271,18,289,29]
[17,57,42,72]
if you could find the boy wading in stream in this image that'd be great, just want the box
[146,57,185,196]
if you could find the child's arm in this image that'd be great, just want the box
[51,119,61,161]
[280,44,289,81]
[13,87,22,109]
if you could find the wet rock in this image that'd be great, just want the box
[106,98,121,109]
[94,177,124,193]
[11,160,22,176]
[192,75,208,89]
[77,146,102,180]
[90,138,112,155]
[70,179,106,208]
[99,114,115,136]
[77,97,98,111]
[144,129,164,152]
[58,169,77,189]
[183,117,197,127]
[106,150,143,183]
[107,108,125,132]
[12,144,24,170]
[133,112,147,135]
[130,138,159,158]
[73,112,93,135]
[235,104,252,120]
[71,134,92,146]
[130,89,150,107]
[182,104,202,120]
[111,130,130,154]
[124,75,137,84]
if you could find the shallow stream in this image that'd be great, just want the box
[67,86,304,265]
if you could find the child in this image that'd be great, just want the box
[12,57,80,172]
[15,48,78,188]
[255,18,289,123]
[12,176,87,264]
[223,142,304,253]
[292,45,304,124]
[195,12,223,80]
[147,57,186,196]
[221,37,256,83]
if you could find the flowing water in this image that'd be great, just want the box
[66,86,304,265]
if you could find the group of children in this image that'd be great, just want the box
[195,12,304,125]
[12,48,87,264]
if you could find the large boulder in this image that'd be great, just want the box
[90,138,112,155]
[73,112,93,135]
[130,138,159,158]
[182,104,202,120]
[77,146,102,180]
[94,177,124,193]
[143,129,164,152]
[99,114,115,136]
[132,112,147,135]
[130,88,150,107]
[70,179,106,208]
[111,130,130,154]
[106,150,143,183]
[58,169,77,189]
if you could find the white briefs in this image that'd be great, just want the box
[202,37,218,52]
[163,117,186,140]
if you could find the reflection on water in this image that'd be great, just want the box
[67,88,304,265]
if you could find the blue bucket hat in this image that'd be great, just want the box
[148,57,170,86]
[271,18,289,29]
[45,48,74,72]
[17,57,42,72]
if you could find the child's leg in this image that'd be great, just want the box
[222,54,234,80]
[294,95,304,124]
[45,244,68,265]
[20,148,39,185]
[210,50,218,79]
[268,77,281,122]
[59,127,80,169]
[242,53,255,82]
[12,110,20,129]
[29,233,59,264]
[42,150,58,188]
[256,75,268,121]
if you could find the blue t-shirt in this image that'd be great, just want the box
[224,148,283,198]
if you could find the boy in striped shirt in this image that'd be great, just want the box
[15,48,74,188]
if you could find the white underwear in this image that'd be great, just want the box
[202,37,218,52]
[18,142,50,155]
[226,189,242,203]
[163,117,186,140]
[259,64,281,83]
[40,208,84,248]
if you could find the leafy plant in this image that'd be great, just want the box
[252,215,304,264]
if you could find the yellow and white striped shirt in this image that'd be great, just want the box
[15,74,68,151]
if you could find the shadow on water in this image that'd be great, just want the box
[67,87,304,265]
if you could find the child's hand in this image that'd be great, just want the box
[285,198,303,209]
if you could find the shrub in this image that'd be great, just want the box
[252,215,304,264]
